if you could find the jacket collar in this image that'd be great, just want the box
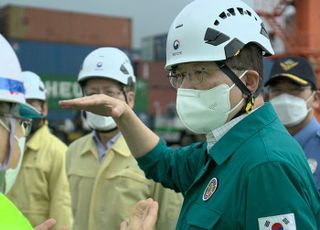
[208,103,278,165]
[80,133,131,157]
[27,124,50,152]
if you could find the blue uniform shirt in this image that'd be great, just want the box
[294,117,320,189]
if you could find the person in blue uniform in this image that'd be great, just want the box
[266,55,320,190]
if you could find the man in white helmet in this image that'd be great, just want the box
[60,0,320,228]
[7,71,72,230]
[0,33,69,230]
[65,47,182,230]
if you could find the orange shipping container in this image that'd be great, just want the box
[0,5,132,48]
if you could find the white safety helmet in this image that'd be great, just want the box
[22,71,47,101]
[165,0,274,70]
[78,47,136,88]
[0,34,40,118]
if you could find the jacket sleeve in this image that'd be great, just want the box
[137,140,207,194]
[245,161,320,230]
[48,142,73,230]
[151,182,183,230]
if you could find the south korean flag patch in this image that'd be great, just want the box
[258,213,296,230]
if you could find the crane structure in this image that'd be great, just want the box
[256,0,320,118]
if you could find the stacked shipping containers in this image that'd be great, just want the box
[0,5,133,121]
[0,5,132,47]
[135,61,175,117]
[139,33,173,117]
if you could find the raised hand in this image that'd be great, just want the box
[120,198,159,230]
[59,94,127,119]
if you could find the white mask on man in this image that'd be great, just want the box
[85,111,117,131]
[270,93,312,127]
[176,71,247,134]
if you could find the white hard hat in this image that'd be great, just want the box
[0,34,40,118]
[78,47,136,87]
[22,71,47,101]
[165,0,275,70]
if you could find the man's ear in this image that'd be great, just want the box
[312,90,320,109]
[126,91,135,109]
[42,102,49,117]
[243,70,260,93]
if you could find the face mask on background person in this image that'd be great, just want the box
[3,136,26,194]
[85,111,117,132]
[0,117,27,194]
[176,71,247,134]
[270,93,312,127]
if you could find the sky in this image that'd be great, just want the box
[0,0,256,49]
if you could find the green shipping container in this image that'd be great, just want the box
[134,79,149,113]
[41,74,82,110]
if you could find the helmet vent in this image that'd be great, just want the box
[237,7,244,15]
[219,12,227,19]
[204,27,230,46]
[227,8,235,16]
[120,64,129,75]
[260,23,269,39]
[246,10,252,16]
[214,20,220,26]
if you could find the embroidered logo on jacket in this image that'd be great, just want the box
[202,177,218,201]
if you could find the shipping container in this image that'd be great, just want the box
[140,33,167,61]
[40,73,81,121]
[141,36,154,61]
[148,87,176,116]
[10,39,130,76]
[135,61,170,88]
[10,39,134,121]
[153,34,167,61]
[135,60,175,118]
[134,79,149,113]
[0,5,132,48]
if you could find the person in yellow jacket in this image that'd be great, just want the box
[7,71,72,230]
[66,47,183,230]
[0,33,68,230]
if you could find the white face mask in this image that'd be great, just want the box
[85,112,117,131]
[270,93,312,127]
[4,136,26,194]
[176,71,247,134]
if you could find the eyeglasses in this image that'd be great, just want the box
[0,114,32,138]
[268,86,312,96]
[167,66,215,89]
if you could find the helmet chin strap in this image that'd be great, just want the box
[216,61,255,113]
